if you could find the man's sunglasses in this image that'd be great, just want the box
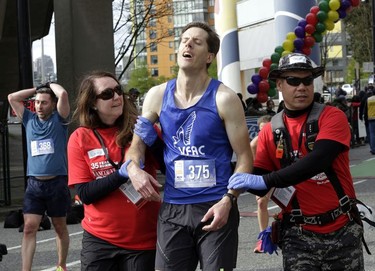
[96,85,123,100]
[280,76,314,86]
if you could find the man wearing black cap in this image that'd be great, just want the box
[228,53,365,270]
[129,88,140,101]
[128,88,141,112]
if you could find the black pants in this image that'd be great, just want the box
[81,231,156,271]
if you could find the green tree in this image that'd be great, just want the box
[208,59,218,79]
[127,65,157,94]
[168,58,218,79]
[345,57,356,83]
[344,2,372,66]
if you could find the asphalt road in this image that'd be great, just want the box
[0,124,374,270]
[1,184,374,271]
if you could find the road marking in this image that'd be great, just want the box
[6,231,83,251]
[41,260,81,271]
[354,179,368,185]
[10,179,374,269]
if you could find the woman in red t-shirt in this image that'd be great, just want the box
[68,71,162,271]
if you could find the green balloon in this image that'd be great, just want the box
[318,1,329,12]
[315,22,326,33]
[317,11,328,22]
[313,32,323,42]
[274,46,284,55]
[271,53,281,64]
[268,87,277,97]
[269,80,276,88]
[270,63,279,71]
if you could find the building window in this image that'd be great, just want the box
[169,54,174,61]
[150,43,157,52]
[151,55,158,65]
[175,28,182,38]
[149,30,157,39]
[136,43,146,54]
[174,40,179,50]
[150,4,156,15]
[169,41,174,48]
[149,18,156,27]
[151,68,159,77]
[138,56,147,64]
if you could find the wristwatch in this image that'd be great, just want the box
[222,193,237,206]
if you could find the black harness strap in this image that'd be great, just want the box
[271,102,372,254]
[271,102,351,222]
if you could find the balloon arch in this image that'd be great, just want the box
[247,0,361,103]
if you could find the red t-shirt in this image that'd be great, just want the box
[255,106,356,233]
[68,127,161,250]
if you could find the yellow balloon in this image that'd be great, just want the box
[324,20,335,31]
[328,10,339,22]
[282,40,294,52]
[286,32,296,41]
[329,0,340,11]
[282,50,292,57]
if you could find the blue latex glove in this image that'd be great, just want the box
[118,160,132,178]
[134,116,157,147]
[227,173,267,190]
[258,226,278,255]
[119,160,144,178]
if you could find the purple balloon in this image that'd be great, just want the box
[294,26,305,39]
[294,38,304,50]
[247,83,259,94]
[341,0,351,10]
[297,19,307,28]
[338,8,347,19]
[251,74,262,85]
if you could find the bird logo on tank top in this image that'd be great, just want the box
[172,111,205,156]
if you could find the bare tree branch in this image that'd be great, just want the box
[113,0,176,80]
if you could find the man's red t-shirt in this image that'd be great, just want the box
[255,106,355,233]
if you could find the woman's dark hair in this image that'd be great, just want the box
[72,71,138,147]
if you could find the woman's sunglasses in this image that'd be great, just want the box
[280,76,314,86]
[96,85,123,100]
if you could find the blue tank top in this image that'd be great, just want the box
[23,109,68,176]
[160,78,233,204]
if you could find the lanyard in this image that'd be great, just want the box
[93,129,124,170]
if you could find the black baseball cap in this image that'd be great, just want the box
[268,53,324,81]
[129,88,140,94]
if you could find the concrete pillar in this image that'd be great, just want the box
[54,0,115,111]
[214,0,241,94]
[274,0,320,64]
